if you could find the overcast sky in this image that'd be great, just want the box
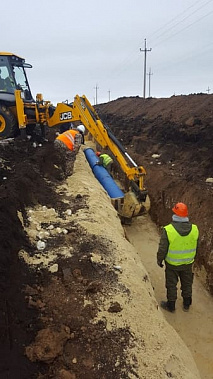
[1,0,213,104]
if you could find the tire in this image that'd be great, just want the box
[0,105,18,138]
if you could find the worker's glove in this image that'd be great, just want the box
[157,260,164,268]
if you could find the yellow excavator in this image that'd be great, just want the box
[0,52,147,221]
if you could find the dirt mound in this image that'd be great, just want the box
[98,93,213,124]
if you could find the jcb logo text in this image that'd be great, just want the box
[60,111,72,121]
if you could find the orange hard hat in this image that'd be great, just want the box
[172,202,188,217]
[96,151,101,157]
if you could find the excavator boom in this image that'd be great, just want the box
[47,95,147,200]
[48,94,148,221]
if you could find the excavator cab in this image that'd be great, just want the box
[0,53,33,102]
[0,53,35,137]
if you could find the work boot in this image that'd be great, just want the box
[160,300,175,313]
[183,297,192,312]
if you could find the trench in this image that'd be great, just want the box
[124,213,213,379]
[0,134,212,378]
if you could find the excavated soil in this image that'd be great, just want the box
[0,133,133,379]
[0,93,212,378]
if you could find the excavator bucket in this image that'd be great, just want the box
[117,191,146,224]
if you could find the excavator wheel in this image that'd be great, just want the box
[0,105,18,138]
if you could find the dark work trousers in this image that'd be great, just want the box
[165,264,193,302]
[105,162,113,174]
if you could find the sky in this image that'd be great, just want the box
[1,0,213,105]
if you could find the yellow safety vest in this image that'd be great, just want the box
[164,224,199,266]
[100,154,113,168]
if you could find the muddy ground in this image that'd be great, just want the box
[0,93,212,378]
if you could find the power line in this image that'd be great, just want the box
[148,0,213,43]
[156,37,213,73]
[152,8,213,49]
[104,1,213,92]
[92,1,213,99]
[149,0,213,48]
[100,1,213,95]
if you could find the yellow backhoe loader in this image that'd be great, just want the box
[0,52,147,222]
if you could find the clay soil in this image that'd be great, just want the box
[0,93,212,378]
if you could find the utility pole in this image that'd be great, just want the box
[108,90,111,102]
[94,84,99,105]
[147,68,153,98]
[140,39,152,98]
[206,86,211,94]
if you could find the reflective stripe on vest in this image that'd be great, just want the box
[164,224,199,266]
[100,154,113,167]
[56,130,79,150]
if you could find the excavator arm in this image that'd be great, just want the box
[13,89,147,219]
[48,94,147,203]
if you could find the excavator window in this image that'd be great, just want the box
[0,66,15,93]
[10,65,33,101]
[13,66,28,91]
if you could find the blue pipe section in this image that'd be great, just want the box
[83,148,124,200]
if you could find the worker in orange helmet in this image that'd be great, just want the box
[96,151,113,174]
[55,125,85,152]
[157,202,199,313]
